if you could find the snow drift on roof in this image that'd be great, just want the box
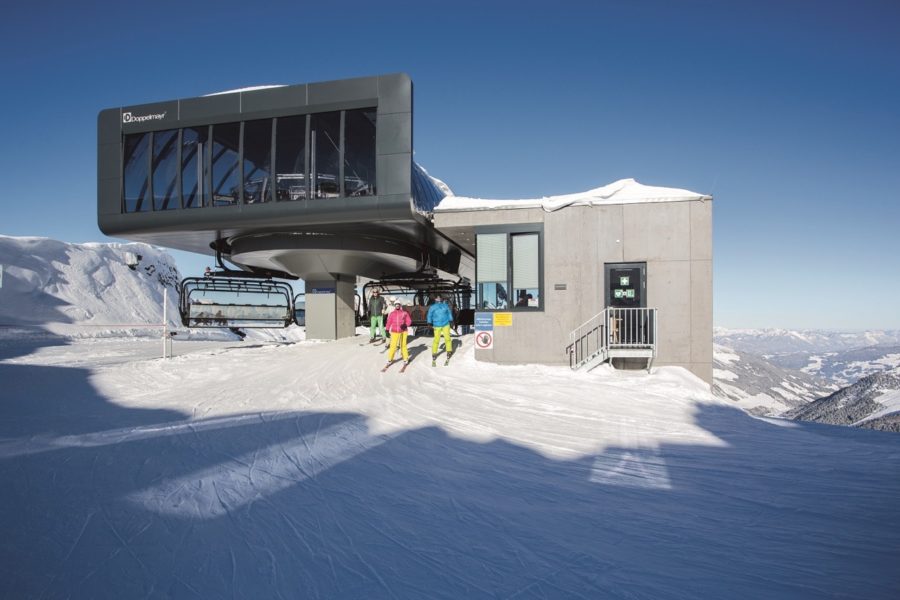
[204,85,286,97]
[435,178,710,213]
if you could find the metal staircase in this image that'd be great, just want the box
[568,307,658,372]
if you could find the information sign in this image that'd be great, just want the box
[474,312,494,331]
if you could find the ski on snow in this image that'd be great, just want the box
[382,360,409,373]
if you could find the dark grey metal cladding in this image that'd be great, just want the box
[229,232,424,281]
[375,73,412,115]
[376,112,412,156]
[241,85,308,114]
[99,195,415,242]
[309,76,378,106]
[97,108,122,218]
[95,73,466,278]
[120,100,180,134]
[179,93,241,123]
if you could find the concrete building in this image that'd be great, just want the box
[433,180,713,383]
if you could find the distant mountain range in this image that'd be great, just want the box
[715,328,900,386]
[713,328,900,431]
[712,344,836,417]
[785,369,900,433]
[713,328,900,355]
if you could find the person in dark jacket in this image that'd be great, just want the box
[426,294,454,365]
[368,289,386,342]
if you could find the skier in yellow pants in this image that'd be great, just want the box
[426,294,454,366]
[385,301,412,368]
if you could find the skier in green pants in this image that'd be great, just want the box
[368,289,386,342]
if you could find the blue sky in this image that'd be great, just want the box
[1,0,898,329]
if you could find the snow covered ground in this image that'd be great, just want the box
[2,333,900,599]
[2,235,899,597]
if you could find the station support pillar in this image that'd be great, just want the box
[304,275,357,340]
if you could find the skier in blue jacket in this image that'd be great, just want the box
[426,294,454,366]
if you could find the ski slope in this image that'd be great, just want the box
[2,333,899,599]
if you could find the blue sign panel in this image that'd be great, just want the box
[474,312,493,331]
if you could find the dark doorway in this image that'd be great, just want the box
[605,263,646,309]
[604,263,652,347]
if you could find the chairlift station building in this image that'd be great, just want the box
[98,73,713,383]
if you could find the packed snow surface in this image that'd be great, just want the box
[2,333,899,598]
[2,235,898,596]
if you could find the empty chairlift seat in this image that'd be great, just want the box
[180,277,296,328]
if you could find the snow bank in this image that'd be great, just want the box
[435,178,710,212]
[0,235,302,343]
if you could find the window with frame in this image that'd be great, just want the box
[152,129,179,210]
[181,127,208,208]
[476,230,542,310]
[242,119,273,204]
[123,132,150,212]
[210,122,240,207]
[122,107,378,212]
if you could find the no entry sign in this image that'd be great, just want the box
[475,331,493,350]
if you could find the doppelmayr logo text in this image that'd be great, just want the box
[122,111,167,124]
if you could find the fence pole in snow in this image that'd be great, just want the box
[163,287,168,359]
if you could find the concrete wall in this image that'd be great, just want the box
[434,198,713,383]
[305,276,357,340]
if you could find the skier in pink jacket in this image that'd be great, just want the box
[385,301,412,367]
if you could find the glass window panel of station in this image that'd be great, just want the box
[181,127,208,209]
[123,133,151,212]
[152,129,179,210]
[476,233,509,309]
[210,122,240,207]
[310,111,341,199]
[275,115,307,201]
[343,108,376,197]
[512,233,540,308]
[242,119,273,204]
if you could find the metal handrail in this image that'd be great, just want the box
[568,308,609,369]
[569,307,658,370]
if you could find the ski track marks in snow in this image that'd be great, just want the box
[128,417,397,519]
[3,335,900,599]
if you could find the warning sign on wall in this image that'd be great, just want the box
[475,331,494,350]
[493,313,512,327]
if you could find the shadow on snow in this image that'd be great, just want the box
[1,365,899,599]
